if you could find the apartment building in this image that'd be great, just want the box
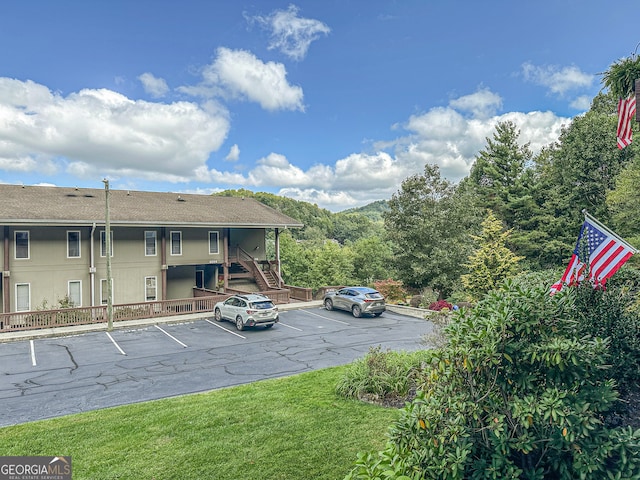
[0,185,302,313]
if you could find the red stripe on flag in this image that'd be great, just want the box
[617,96,636,149]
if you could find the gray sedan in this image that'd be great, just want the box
[323,287,386,317]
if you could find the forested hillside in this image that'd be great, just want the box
[216,89,640,300]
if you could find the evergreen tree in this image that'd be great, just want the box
[385,164,481,297]
[467,121,532,228]
[461,210,524,300]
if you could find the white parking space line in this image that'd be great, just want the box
[278,322,302,331]
[302,309,350,325]
[154,325,188,348]
[205,319,246,339]
[106,332,127,355]
[30,340,36,366]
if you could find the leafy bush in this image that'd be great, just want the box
[345,281,640,479]
[571,280,640,393]
[336,346,432,402]
[428,299,452,311]
[373,279,407,304]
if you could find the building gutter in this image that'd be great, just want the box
[90,223,96,307]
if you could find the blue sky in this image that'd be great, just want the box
[0,1,637,211]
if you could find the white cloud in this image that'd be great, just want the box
[194,47,304,112]
[225,143,240,161]
[0,77,229,180]
[248,4,330,61]
[183,86,569,211]
[138,72,170,98]
[570,95,592,111]
[448,88,503,119]
[521,62,594,95]
[278,187,357,209]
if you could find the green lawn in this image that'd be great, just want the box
[0,366,398,480]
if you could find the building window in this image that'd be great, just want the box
[170,231,182,256]
[145,276,157,301]
[100,231,114,257]
[100,279,107,305]
[208,231,219,254]
[15,231,29,259]
[67,231,81,258]
[100,278,113,305]
[68,280,82,307]
[16,283,30,312]
[145,231,157,256]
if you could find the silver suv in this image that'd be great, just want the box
[214,294,279,331]
[323,286,385,317]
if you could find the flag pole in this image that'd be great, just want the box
[582,209,638,254]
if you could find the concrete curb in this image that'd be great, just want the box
[0,300,325,343]
[385,304,433,319]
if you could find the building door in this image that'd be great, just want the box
[196,269,204,289]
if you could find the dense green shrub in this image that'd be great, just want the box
[345,282,640,479]
[571,280,640,393]
[336,346,432,402]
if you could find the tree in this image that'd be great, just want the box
[466,121,532,228]
[461,210,523,300]
[607,156,640,248]
[308,241,354,289]
[346,281,640,479]
[384,164,480,297]
[350,236,395,285]
[278,232,313,287]
[525,91,635,268]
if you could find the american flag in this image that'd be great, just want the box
[550,217,635,294]
[617,95,636,149]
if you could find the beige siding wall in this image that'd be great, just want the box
[166,265,196,299]
[2,225,259,311]
[166,228,224,265]
[9,226,93,310]
[94,227,163,304]
[229,228,266,260]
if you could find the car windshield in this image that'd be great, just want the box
[364,292,382,299]
[250,301,274,310]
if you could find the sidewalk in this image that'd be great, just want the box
[0,300,325,343]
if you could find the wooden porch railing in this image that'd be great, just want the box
[0,284,315,334]
[0,295,228,333]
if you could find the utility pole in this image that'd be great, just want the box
[102,179,113,331]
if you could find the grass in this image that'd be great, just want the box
[0,366,399,480]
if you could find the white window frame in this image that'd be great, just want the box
[170,231,182,256]
[16,283,30,312]
[15,231,30,260]
[67,230,81,258]
[100,278,114,305]
[144,230,157,256]
[100,231,114,257]
[208,231,219,255]
[145,276,157,302]
[68,280,82,307]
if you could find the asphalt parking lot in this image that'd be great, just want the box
[0,306,434,427]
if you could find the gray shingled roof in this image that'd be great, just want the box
[0,185,304,228]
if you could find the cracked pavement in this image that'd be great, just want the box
[0,306,434,426]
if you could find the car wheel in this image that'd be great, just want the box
[214,308,222,322]
[352,305,362,318]
[235,315,245,331]
[264,323,274,329]
[324,299,333,311]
